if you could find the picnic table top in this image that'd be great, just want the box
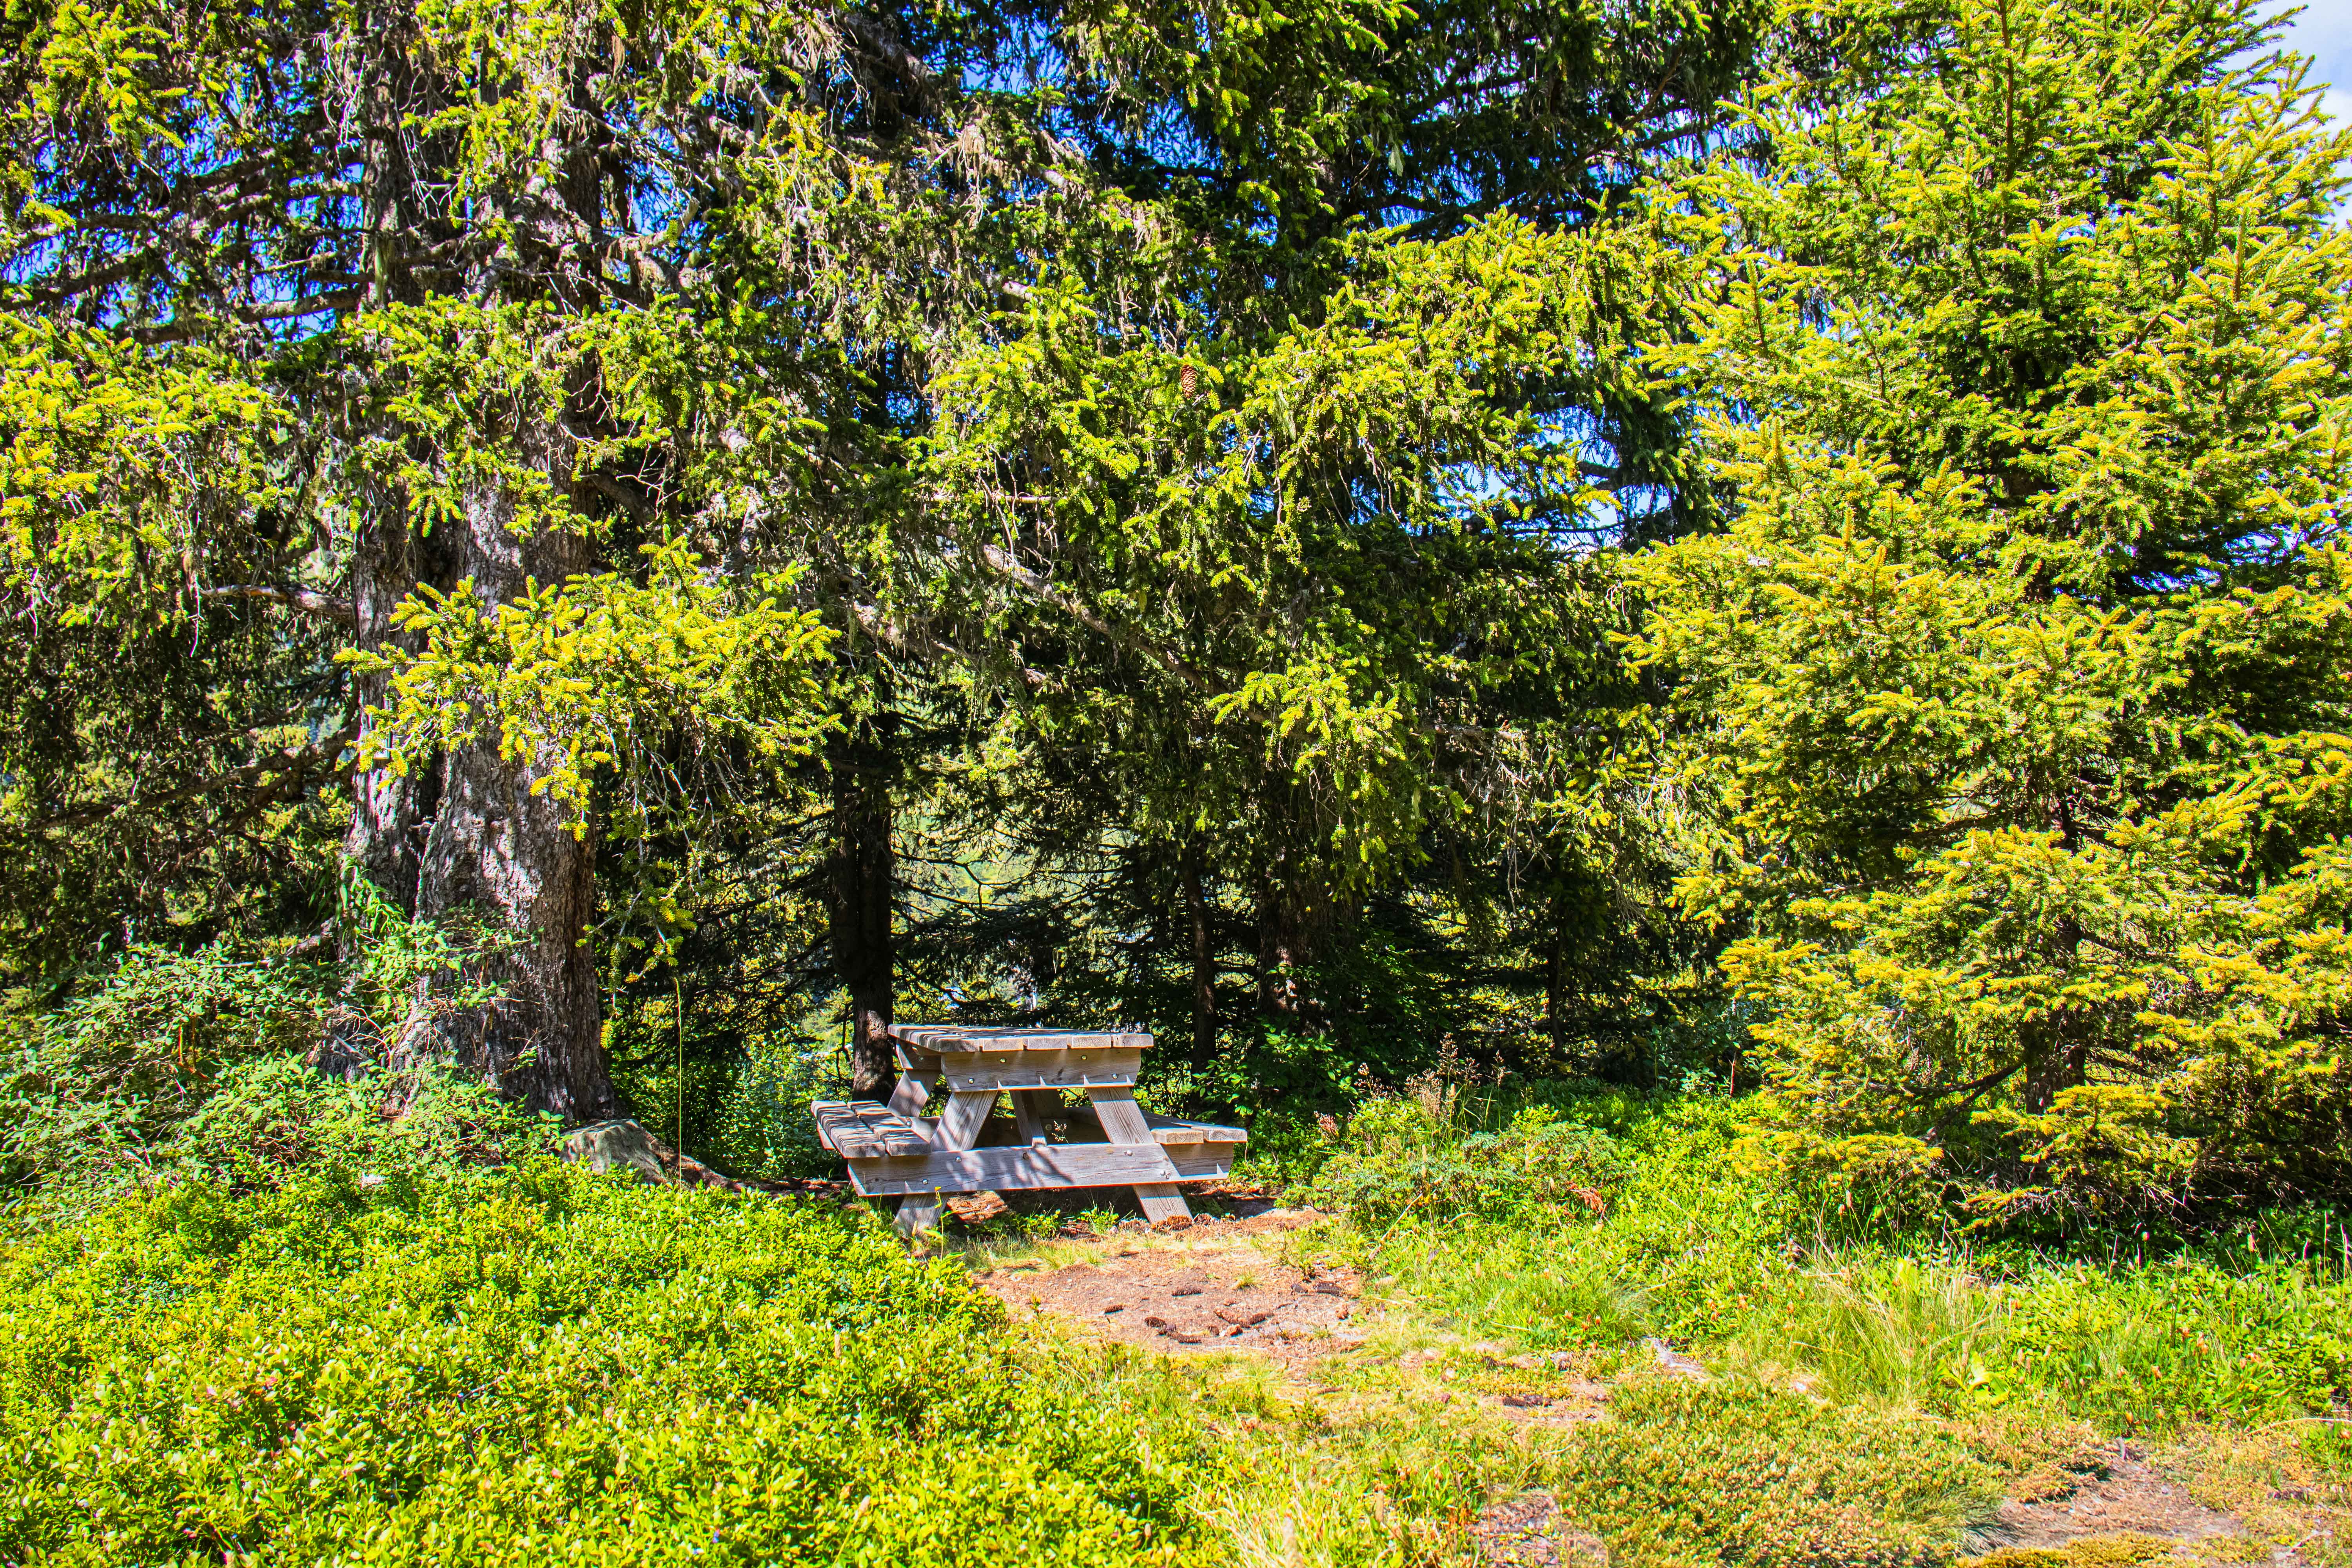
[885,1023,1153,1054]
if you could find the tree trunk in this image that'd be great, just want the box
[2020,916,2089,1113]
[1256,879,1313,1025]
[314,514,445,1082]
[1183,849,1216,1059]
[402,466,614,1118]
[1544,926,1567,1057]
[317,45,456,1083]
[829,735,895,1098]
[388,75,617,1119]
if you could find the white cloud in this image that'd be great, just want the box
[2273,0,2352,91]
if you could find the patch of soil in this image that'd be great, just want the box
[977,1214,1362,1361]
[1470,1492,1608,1567]
[1977,1443,2254,1559]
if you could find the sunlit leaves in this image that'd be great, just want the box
[1629,0,2352,1219]
[349,538,837,826]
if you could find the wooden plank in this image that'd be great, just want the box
[934,1089,995,1150]
[887,1024,1154,1055]
[811,1100,930,1157]
[1163,1145,1239,1180]
[846,1140,1184,1197]
[1142,1112,1248,1146]
[892,1088,1000,1231]
[938,1049,1142,1093]
[886,1067,933,1117]
[1087,1085,1191,1224]
[1012,1090,1050,1145]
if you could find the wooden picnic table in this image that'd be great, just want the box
[811,1024,1246,1235]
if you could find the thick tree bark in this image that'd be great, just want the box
[401,466,615,1118]
[829,735,896,1098]
[1184,849,1216,1059]
[341,519,442,913]
[381,69,617,1119]
[316,50,453,1084]
[313,512,445,1081]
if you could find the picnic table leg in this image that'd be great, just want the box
[1012,1089,1050,1145]
[886,1068,932,1117]
[1085,1085,1191,1225]
[895,1089,997,1238]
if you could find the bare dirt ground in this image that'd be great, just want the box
[974,1208,1368,1365]
[962,1210,2333,1568]
[1984,1443,2250,1553]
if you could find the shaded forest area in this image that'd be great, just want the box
[3,0,2350,1235]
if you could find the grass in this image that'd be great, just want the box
[962,1079,2352,1565]
[11,1078,2346,1568]
[1286,1083,2352,1431]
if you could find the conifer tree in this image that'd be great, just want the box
[1631,0,2352,1216]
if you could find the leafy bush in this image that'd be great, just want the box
[1309,1094,1633,1225]
[164,1054,560,1189]
[1,895,543,1220]
[1556,1376,2001,1568]
[0,940,319,1198]
[0,1163,1211,1565]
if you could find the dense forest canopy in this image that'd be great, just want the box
[0,0,2346,1225]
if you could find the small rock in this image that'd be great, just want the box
[945,1191,1010,1223]
[1644,1337,1710,1383]
[561,1120,670,1183]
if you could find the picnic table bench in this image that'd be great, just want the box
[811,1024,1246,1234]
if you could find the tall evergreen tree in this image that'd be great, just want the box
[1630,0,2352,1217]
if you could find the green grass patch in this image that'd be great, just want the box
[1319,1084,2352,1430]
[0,1163,1214,1565]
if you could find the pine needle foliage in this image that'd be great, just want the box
[1628,0,2352,1224]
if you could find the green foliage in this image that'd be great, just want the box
[1351,1085,2352,1428]
[0,939,317,1199]
[349,540,836,827]
[0,895,549,1214]
[1557,1376,2001,1568]
[0,1164,1212,1565]
[1626,0,2352,1220]
[165,1056,558,1190]
[1309,1093,1633,1225]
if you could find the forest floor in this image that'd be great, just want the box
[958,1206,2339,1568]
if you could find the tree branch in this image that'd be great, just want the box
[207,584,357,624]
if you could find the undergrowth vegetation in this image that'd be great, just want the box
[0,1164,1211,1565]
[1299,1081,2352,1431]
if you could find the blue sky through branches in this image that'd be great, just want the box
[2276,0,2352,123]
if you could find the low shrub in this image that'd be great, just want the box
[1555,1376,2002,1568]
[1309,1097,1634,1225]
[0,1163,1212,1565]
[163,1054,560,1189]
